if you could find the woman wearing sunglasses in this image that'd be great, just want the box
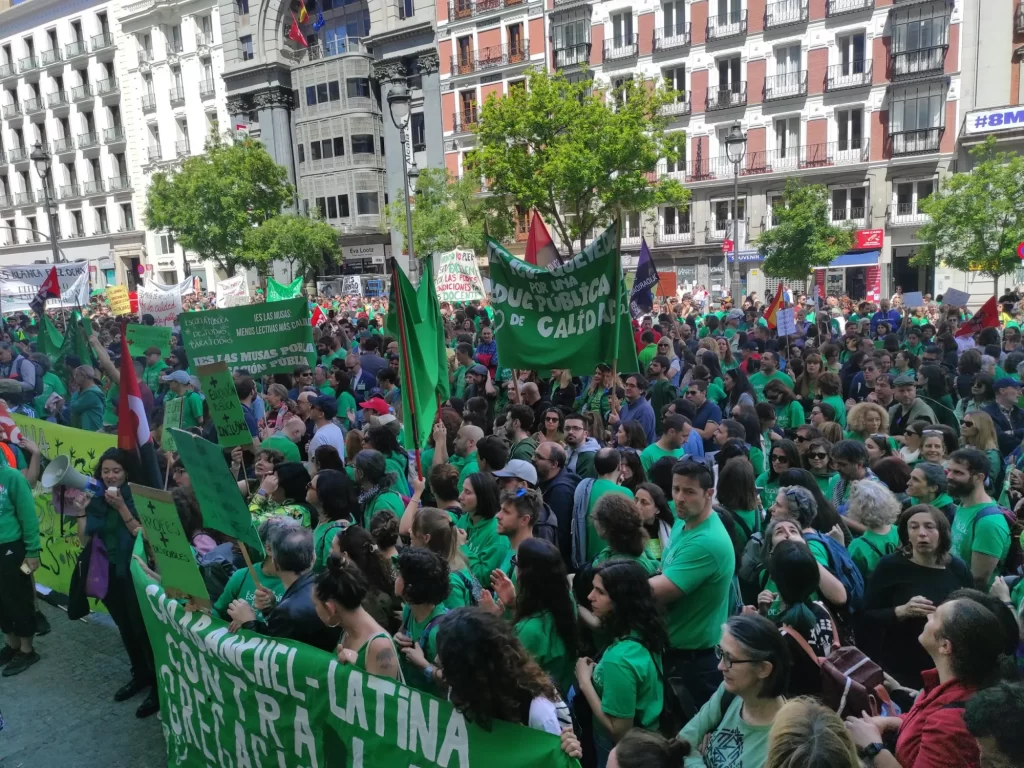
[803,438,837,497]
[755,440,800,511]
[961,410,1004,492]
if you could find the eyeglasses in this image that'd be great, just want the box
[771,454,789,463]
[962,420,975,427]
[795,434,809,443]
[545,416,560,423]
[808,452,828,460]
[714,645,762,670]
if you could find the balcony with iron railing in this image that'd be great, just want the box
[196,34,212,56]
[41,49,62,67]
[451,42,530,75]
[888,127,942,156]
[7,146,27,163]
[72,84,93,101]
[661,93,691,117]
[18,56,38,74]
[2,103,21,120]
[52,136,74,154]
[96,77,119,96]
[169,87,186,105]
[104,126,126,144]
[706,84,747,111]
[1018,3,1024,34]
[553,43,591,69]
[22,97,43,114]
[78,132,99,149]
[826,0,873,14]
[65,40,88,59]
[763,71,807,101]
[109,175,131,192]
[83,179,105,195]
[176,140,191,157]
[891,45,948,78]
[306,37,366,60]
[706,11,747,41]
[687,141,872,181]
[142,94,157,111]
[765,0,808,27]
[825,61,872,91]
[604,34,638,62]
[199,80,216,99]
[60,184,81,200]
[656,217,693,245]
[887,203,930,227]
[91,32,115,52]
[653,24,691,51]
[706,219,748,242]
[138,49,153,66]
[621,229,642,247]
[13,190,34,206]
[830,205,869,226]
[452,108,478,134]
[147,145,163,163]
[48,90,69,109]
[448,0,525,20]
[167,40,184,56]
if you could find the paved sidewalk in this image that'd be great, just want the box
[0,601,167,768]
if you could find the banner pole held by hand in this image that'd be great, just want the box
[238,542,263,589]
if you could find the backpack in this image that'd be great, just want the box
[197,543,241,603]
[803,531,865,610]
[782,618,897,720]
[13,356,44,401]
[454,570,482,607]
[974,505,1024,576]
[532,502,559,547]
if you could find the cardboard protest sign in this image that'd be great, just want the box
[138,278,189,326]
[0,262,89,313]
[196,361,253,448]
[131,484,210,601]
[902,291,924,308]
[125,323,172,358]
[776,308,797,336]
[161,396,183,452]
[942,288,970,307]
[131,543,575,768]
[106,285,131,315]
[178,297,316,377]
[486,222,639,374]
[436,248,485,303]
[170,429,264,555]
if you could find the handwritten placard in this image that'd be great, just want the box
[196,361,253,448]
[106,285,131,315]
[161,396,183,452]
[131,484,210,600]
[125,323,172,357]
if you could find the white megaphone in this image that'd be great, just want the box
[41,455,105,496]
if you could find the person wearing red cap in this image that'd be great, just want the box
[359,395,390,420]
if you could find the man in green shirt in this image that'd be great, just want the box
[0,463,41,675]
[142,347,168,394]
[640,414,686,473]
[748,351,794,402]
[451,343,473,401]
[578,447,635,563]
[649,457,735,710]
[69,365,105,432]
[637,331,659,370]
[161,370,204,429]
[947,448,1010,590]
[507,404,538,462]
[495,486,540,587]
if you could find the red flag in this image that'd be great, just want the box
[524,210,559,267]
[298,0,309,22]
[117,325,151,452]
[287,13,308,46]
[311,305,327,327]
[29,266,61,314]
[955,295,1000,338]
[764,283,785,329]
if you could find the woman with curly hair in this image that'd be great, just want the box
[333,523,400,634]
[576,560,668,765]
[393,548,450,693]
[435,607,573,734]
[844,479,901,578]
[313,554,401,681]
[845,401,888,443]
[590,494,659,574]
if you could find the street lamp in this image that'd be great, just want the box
[30,141,61,264]
[387,81,416,265]
[724,122,747,305]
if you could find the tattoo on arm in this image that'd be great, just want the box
[374,647,396,672]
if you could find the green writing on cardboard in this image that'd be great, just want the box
[131,484,210,600]
[196,361,253,449]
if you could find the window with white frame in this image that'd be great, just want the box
[892,178,934,221]
[830,184,868,223]
[772,44,802,94]
[837,31,866,74]
[891,7,948,56]
[835,107,864,161]
[665,132,686,174]
[714,0,742,25]
[663,0,686,36]
[610,11,634,47]
[767,191,784,228]
[553,15,589,53]
[661,205,689,237]
[712,198,745,231]
[611,76,629,109]
[774,116,800,166]
[889,83,944,153]
[158,233,175,254]
[622,211,641,240]
[664,66,686,101]
[717,56,742,92]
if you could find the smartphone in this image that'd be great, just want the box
[19,561,31,576]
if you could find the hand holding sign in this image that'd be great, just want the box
[131,484,211,602]
[196,362,253,448]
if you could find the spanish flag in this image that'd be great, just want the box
[764,283,785,329]
[298,0,309,23]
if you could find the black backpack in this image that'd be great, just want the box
[533,502,559,546]
[15,356,44,400]
[197,543,241,603]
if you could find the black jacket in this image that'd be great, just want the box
[539,467,580,566]
[243,570,341,652]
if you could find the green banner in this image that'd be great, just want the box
[170,429,263,556]
[162,396,183,453]
[131,546,575,768]
[486,224,638,375]
[12,416,115,606]
[178,298,315,377]
[196,361,253,449]
[131,484,210,601]
[126,323,172,358]
[267,276,304,302]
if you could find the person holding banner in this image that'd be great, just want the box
[0,458,40,677]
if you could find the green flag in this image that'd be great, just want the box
[37,315,64,364]
[384,263,447,451]
[131,484,210,601]
[72,312,94,365]
[125,323,172,357]
[267,276,304,302]
[485,222,639,375]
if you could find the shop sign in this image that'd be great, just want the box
[342,244,386,264]
[854,229,884,249]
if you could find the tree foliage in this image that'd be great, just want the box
[388,167,514,258]
[239,214,340,278]
[466,69,689,254]
[914,137,1024,296]
[757,179,853,280]
[145,133,294,276]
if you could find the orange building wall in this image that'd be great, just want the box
[747,58,765,105]
[872,109,888,161]
[638,12,654,55]
[944,23,959,75]
[807,47,828,95]
[691,0,708,45]
[873,36,889,84]
[442,91,455,131]
[746,126,765,172]
[748,0,765,34]
[590,24,603,66]
[690,68,708,114]
[806,117,827,149]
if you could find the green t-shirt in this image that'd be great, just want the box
[142,360,168,393]
[166,390,204,429]
[593,634,663,732]
[213,564,285,623]
[822,394,847,428]
[731,508,762,540]
[33,371,66,420]
[338,390,357,429]
[679,683,772,768]
[103,382,119,427]
[452,365,469,401]
[452,453,479,489]
[586,480,635,562]
[638,344,658,370]
[461,514,511,587]
[313,520,350,570]
[951,502,1010,589]
[445,567,476,610]
[260,435,301,463]
[640,443,685,474]
[813,472,839,499]
[593,546,660,576]
[773,400,805,430]
[363,489,406,526]
[848,526,900,579]
[660,512,735,650]
[755,472,779,512]
[71,385,105,432]
[516,610,576,697]
[399,604,447,693]
[749,370,795,402]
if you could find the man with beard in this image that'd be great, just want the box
[946,448,1010,591]
[888,376,936,436]
[563,412,600,480]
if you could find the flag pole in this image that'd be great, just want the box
[611,214,624,387]
[390,258,423,479]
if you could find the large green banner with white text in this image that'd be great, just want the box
[486,224,638,375]
[131,551,576,768]
[178,297,316,377]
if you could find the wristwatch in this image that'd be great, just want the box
[861,743,887,761]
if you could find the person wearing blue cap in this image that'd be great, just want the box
[983,377,1024,455]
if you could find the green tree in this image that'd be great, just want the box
[914,136,1024,297]
[145,133,294,276]
[466,69,688,254]
[757,179,853,280]
[240,214,340,281]
[388,167,514,258]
